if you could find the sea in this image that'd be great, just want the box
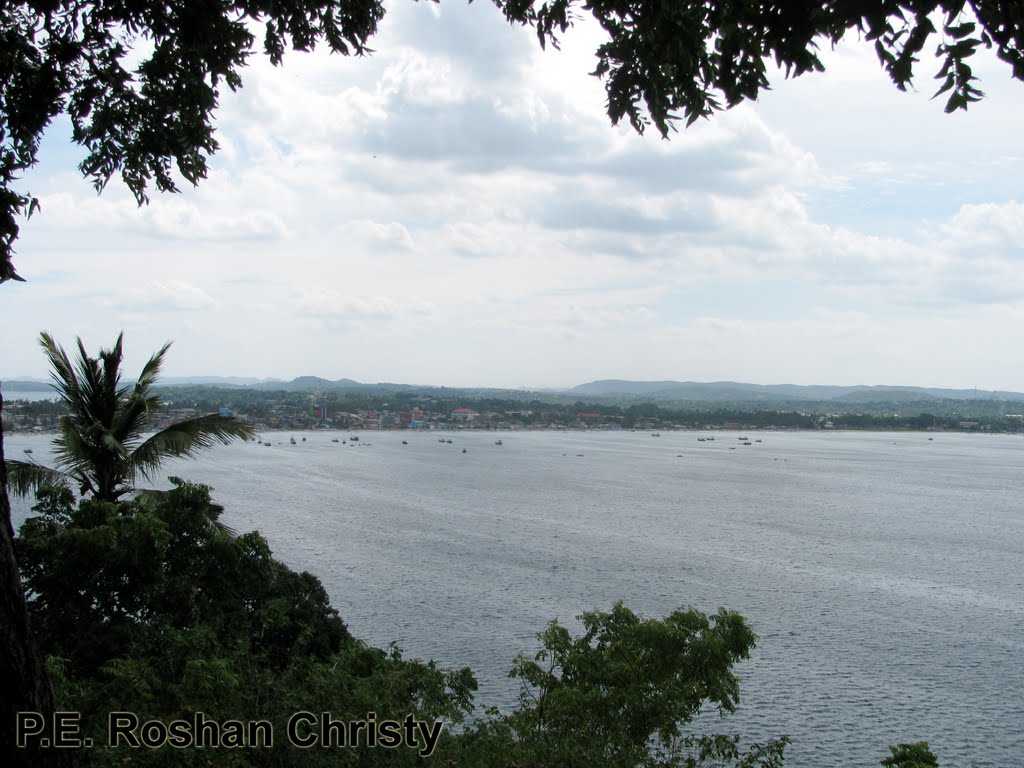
[5,429,1023,768]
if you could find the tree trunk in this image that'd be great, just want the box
[0,388,74,766]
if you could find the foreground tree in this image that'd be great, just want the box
[3,0,1024,282]
[7,332,254,502]
[16,480,476,767]
[499,0,1024,135]
[445,601,789,768]
[0,390,72,768]
[881,742,941,768]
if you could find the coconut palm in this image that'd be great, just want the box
[7,332,254,502]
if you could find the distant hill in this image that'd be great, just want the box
[23,369,1020,405]
[570,379,1024,402]
[160,376,284,387]
[1,380,54,393]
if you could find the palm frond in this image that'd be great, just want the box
[38,332,80,407]
[4,459,66,498]
[133,487,237,536]
[135,341,172,396]
[128,415,255,482]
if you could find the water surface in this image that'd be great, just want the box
[7,430,1023,767]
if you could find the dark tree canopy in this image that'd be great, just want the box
[499,0,1024,133]
[2,0,1023,282]
[1,0,385,283]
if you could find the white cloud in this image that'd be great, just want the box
[4,2,1024,389]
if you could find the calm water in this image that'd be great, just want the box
[7,430,1023,767]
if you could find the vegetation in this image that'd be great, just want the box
[452,602,790,768]
[4,1,1024,280]
[6,333,254,502]
[499,0,1024,134]
[16,480,475,768]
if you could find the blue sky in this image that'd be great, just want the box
[3,2,1023,390]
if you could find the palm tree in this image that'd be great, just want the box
[7,332,254,502]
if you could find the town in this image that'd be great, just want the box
[5,385,1023,436]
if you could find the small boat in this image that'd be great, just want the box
[402,440,408,445]
[438,438,446,443]
[301,437,306,442]
[446,439,453,444]
[738,436,748,441]
[495,439,503,445]
[461,448,467,453]
[350,436,360,442]
[23,448,33,454]
[290,437,296,445]
[743,442,752,446]
[332,438,340,443]
[651,432,661,437]
[697,438,706,442]
[755,439,762,443]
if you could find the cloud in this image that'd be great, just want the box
[98,280,217,313]
[5,1,1024,389]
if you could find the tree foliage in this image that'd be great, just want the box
[6,332,254,502]
[1,0,385,283]
[3,1,1024,281]
[444,601,789,768]
[499,0,1024,135]
[16,480,477,767]
[881,742,941,768]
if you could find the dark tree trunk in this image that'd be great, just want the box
[0,388,74,766]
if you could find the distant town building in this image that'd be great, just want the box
[451,407,479,422]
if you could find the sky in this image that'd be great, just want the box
[3,2,1023,391]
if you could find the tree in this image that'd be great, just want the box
[881,742,941,768]
[500,0,1024,135]
[15,480,476,768]
[3,1,1024,282]
[0,389,73,768]
[7,332,254,503]
[445,601,789,768]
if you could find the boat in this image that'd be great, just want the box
[495,439,503,445]
[738,436,748,441]
[446,439,453,444]
[350,436,360,442]
[290,437,296,445]
[23,448,33,454]
[402,440,408,445]
[755,439,762,443]
[331,438,340,443]
[743,442,752,446]
[301,437,306,442]
[461,448,467,453]
[651,432,661,437]
[697,438,706,442]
